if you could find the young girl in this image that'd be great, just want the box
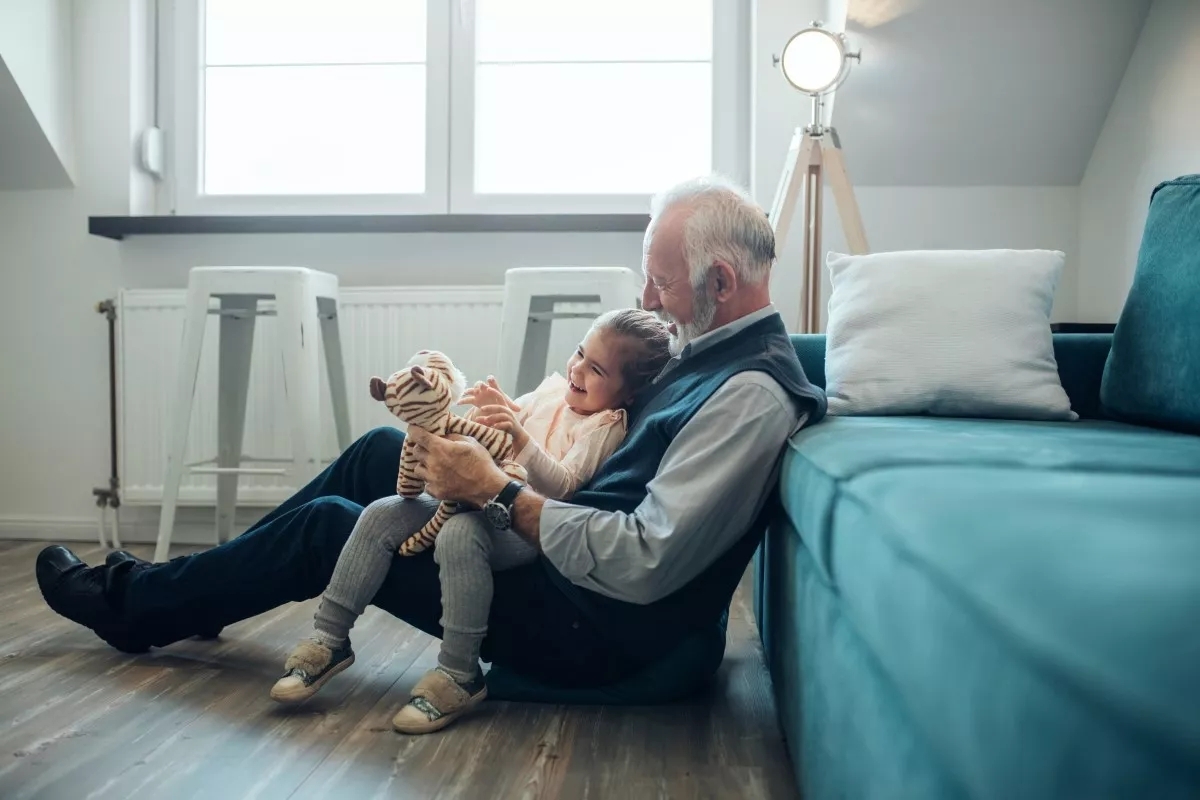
[269,308,672,733]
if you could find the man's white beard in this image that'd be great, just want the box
[659,282,718,356]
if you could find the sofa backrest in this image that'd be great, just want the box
[790,333,1114,421]
[1100,174,1200,435]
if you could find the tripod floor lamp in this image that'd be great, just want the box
[769,22,869,333]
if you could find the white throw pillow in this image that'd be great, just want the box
[823,249,1077,421]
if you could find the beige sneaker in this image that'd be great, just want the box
[392,667,488,734]
[270,638,355,704]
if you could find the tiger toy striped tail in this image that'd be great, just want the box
[369,350,527,556]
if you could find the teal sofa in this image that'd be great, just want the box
[755,176,1200,798]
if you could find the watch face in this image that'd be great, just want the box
[483,501,510,529]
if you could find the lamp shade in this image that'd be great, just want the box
[780,25,851,95]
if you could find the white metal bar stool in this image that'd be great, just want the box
[496,267,644,398]
[153,267,352,563]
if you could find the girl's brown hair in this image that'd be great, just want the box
[591,308,673,399]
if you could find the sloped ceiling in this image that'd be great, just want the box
[831,0,1153,185]
[0,55,72,191]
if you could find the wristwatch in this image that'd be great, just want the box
[482,480,524,530]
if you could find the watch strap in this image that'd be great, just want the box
[495,479,523,508]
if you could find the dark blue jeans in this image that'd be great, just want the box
[120,427,629,686]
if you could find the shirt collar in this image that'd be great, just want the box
[678,304,779,360]
[653,304,781,383]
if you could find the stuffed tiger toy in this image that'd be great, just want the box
[369,349,528,556]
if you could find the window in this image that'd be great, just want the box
[163,0,745,215]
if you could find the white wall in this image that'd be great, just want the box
[0,0,132,537]
[752,0,1080,329]
[0,190,122,535]
[117,232,644,290]
[813,186,1080,329]
[0,0,75,180]
[1077,0,1200,322]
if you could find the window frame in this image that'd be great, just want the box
[159,0,747,217]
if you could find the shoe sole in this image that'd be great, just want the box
[270,653,355,705]
[392,686,488,735]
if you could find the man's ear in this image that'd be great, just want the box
[711,260,738,301]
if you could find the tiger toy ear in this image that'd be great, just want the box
[409,365,433,389]
[369,376,387,402]
[405,349,465,403]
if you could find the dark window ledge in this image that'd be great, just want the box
[1050,322,1117,333]
[88,213,651,240]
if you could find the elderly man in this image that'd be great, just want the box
[35,174,826,731]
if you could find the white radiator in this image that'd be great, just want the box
[116,286,508,506]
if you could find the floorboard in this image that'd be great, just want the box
[0,541,798,799]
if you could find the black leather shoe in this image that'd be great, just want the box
[105,550,147,569]
[103,550,224,641]
[36,545,150,654]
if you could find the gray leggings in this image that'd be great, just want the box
[313,494,538,680]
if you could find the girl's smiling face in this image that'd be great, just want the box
[563,327,633,414]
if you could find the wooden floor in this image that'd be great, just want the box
[0,541,798,800]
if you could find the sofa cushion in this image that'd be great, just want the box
[836,469,1200,795]
[780,416,1200,583]
[1101,174,1200,434]
[779,417,1200,794]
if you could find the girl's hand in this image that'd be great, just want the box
[485,376,521,411]
[461,382,504,409]
[461,376,520,411]
[460,382,493,408]
[475,404,530,453]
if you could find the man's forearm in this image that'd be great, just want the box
[509,489,545,548]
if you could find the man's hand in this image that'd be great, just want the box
[405,425,548,548]
[406,426,508,508]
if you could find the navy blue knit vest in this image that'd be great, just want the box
[541,311,827,666]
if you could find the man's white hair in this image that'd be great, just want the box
[646,174,776,288]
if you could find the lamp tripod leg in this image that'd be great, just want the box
[769,128,815,256]
[822,133,869,255]
[800,140,823,334]
[770,128,819,332]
